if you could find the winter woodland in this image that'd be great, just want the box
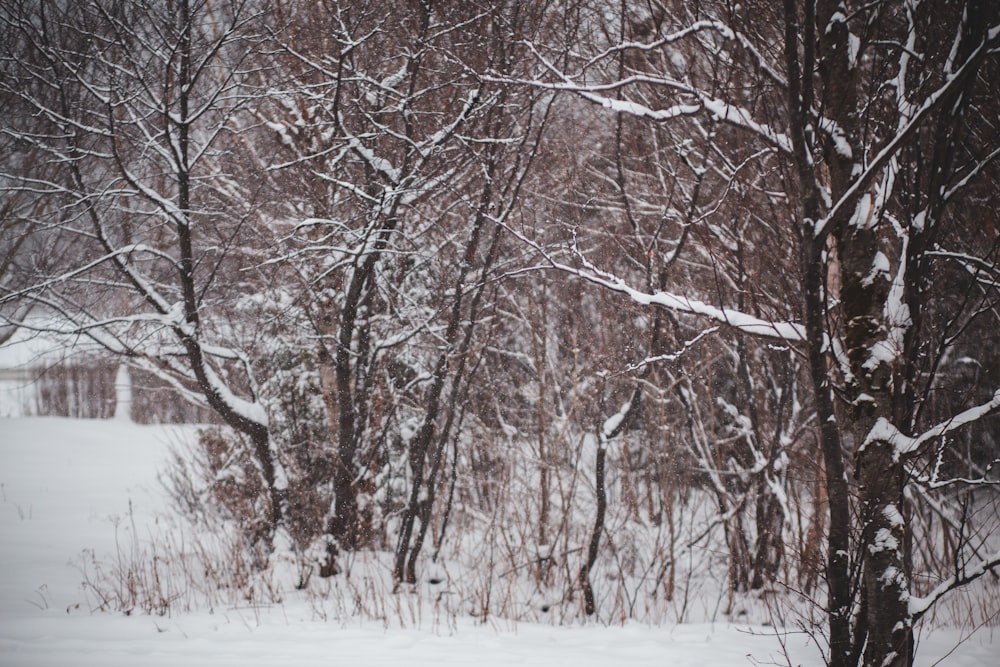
[1,2,999,666]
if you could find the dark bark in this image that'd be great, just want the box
[578,386,640,615]
[578,440,606,616]
[802,238,854,667]
[326,233,392,553]
[392,154,502,585]
[47,0,286,537]
[856,442,911,666]
[783,0,853,660]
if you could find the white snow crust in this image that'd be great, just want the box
[0,417,995,666]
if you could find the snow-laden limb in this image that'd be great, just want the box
[928,249,1000,290]
[698,97,793,154]
[600,401,631,444]
[870,232,913,371]
[623,326,719,372]
[0,244,170,314]
[943,145,1000,202]
[548,255,806,343]
[501,41,794,154]
[580,20,735,66]
[342,128,402,184]
[527,82,793,155]
[813,33,997,239]
[908,548,1000,622]
[496,220,807,343]
[862,388,1000,459]
[201,364,268,429]
[416,88,484,160]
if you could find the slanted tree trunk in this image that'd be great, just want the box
[578,386,640,615]
[577,432,607,616]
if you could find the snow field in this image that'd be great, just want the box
[0,417,995,666]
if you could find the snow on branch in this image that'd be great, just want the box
[202,363,268,428]
[342,127,402,184]
[601,401,631,443]
[908,548,1000,622]
[944,145,1000,202]
[580,20,786,88]
[0,244,170,314]
[582,20,732,64]
[548,83,792,154]
[623,326,720,373]
[928,249,1000,290]
[492,41,794,154]
[813,35,997,239]
[862,388,1000,460]
[550,254,806,343]
[498,221,807,343]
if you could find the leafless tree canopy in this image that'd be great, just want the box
[2,2,998,665]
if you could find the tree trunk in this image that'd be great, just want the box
[856,442,912,667]
[802,237,853,667]
[578,439,606,616]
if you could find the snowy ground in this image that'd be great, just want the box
[0,417,995,666]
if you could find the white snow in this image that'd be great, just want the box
[699,98,793,153]
[847,31,861,70]
[0,417,996,666]
[601,401,631,441]
[0,319,107,418]
[596,96,700,122]
[112,365,132,421]
[830,129,854,162]
[202,364,269,428]
[881,234,913,362]
[550,258,807,342]
[869,527,900,555]
[882,504,904,529]
[865,251,891,285]
[863,388,1000,458]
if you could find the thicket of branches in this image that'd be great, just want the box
[2,1,998,665]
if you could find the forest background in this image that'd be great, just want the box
[2,2,999,666]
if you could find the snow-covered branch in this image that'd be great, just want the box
[813,32,997,239]
[863,388,1000,460]
[908,548,1000,622]
[545,252,806,343]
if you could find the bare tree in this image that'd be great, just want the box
[3,1,997,648]
[0,0,288,540]
[257,0,553,580]
[513,0,1000,663]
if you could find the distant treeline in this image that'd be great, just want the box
[27,360,217,424]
